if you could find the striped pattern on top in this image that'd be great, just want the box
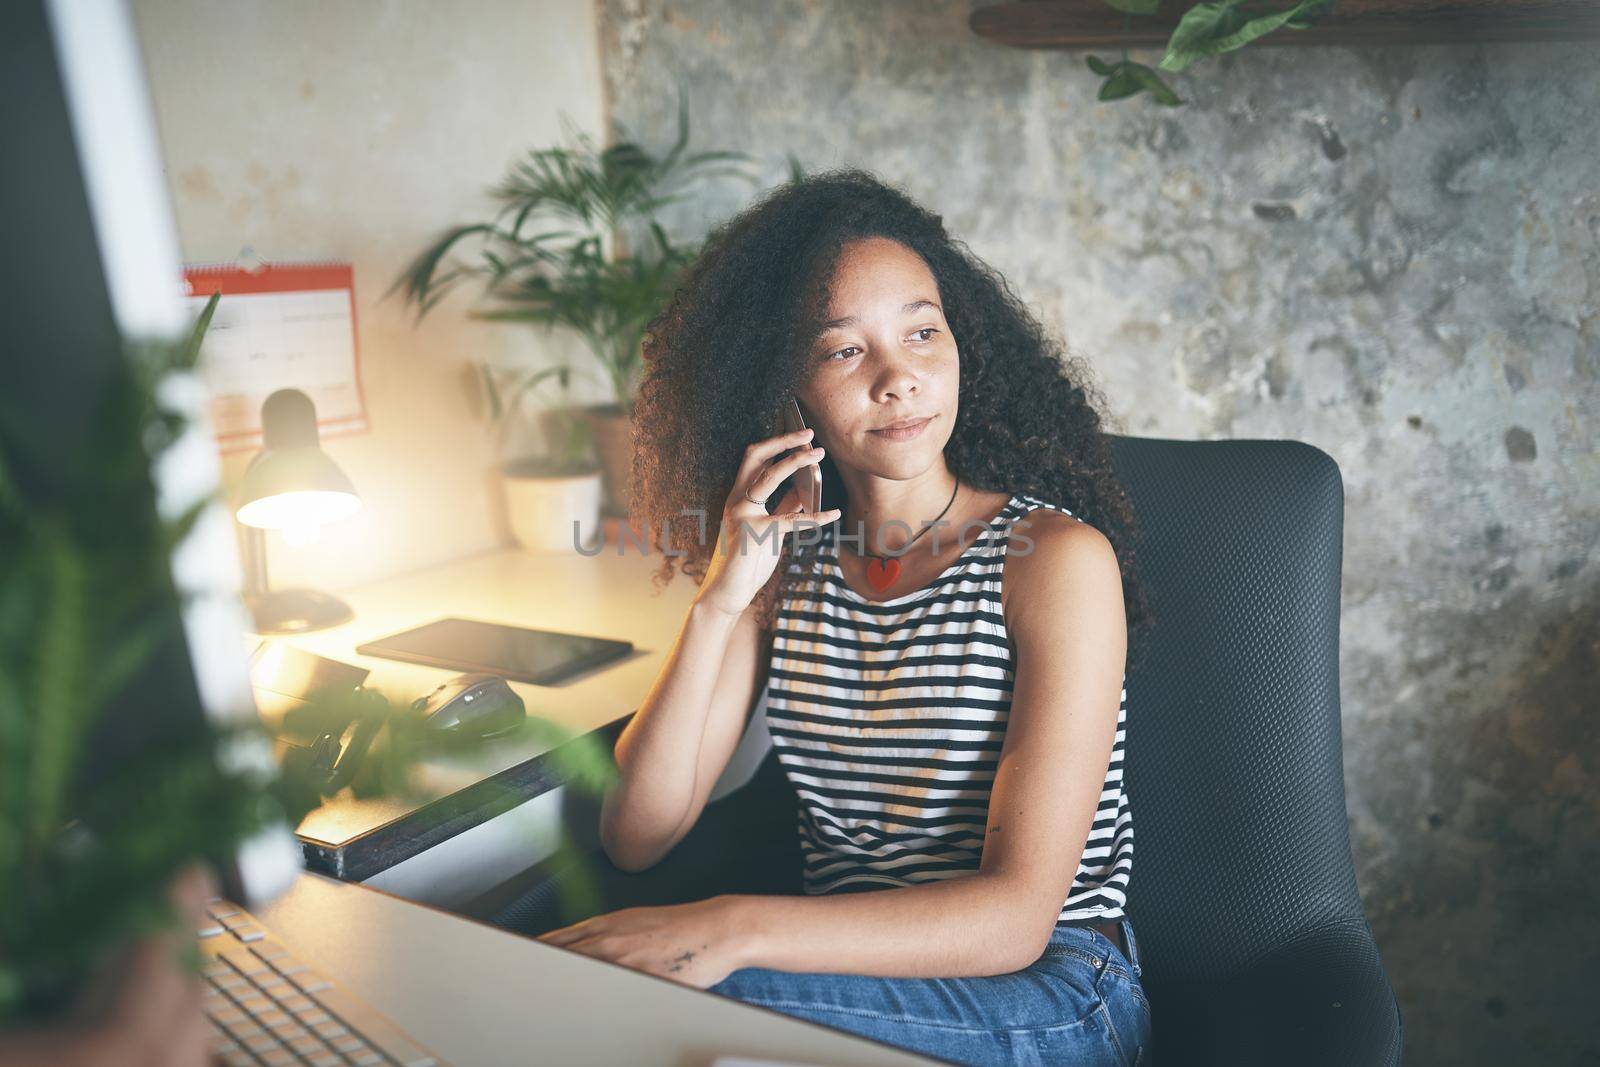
[766,490,1132,924]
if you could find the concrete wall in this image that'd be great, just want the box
[594,2,1599,1062]
[130,0,611,590]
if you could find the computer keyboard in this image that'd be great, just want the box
[200,899,450,1067]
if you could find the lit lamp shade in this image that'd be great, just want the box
[237,449,361,537]
[235,389,362,633]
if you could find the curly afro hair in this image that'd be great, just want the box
[631,167,1153,668]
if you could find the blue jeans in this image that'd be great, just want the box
[708,917,1153,1066]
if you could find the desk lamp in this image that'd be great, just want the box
[236,388,361,634]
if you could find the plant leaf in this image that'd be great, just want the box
[27,532,87,847]
[479,362,504,421]
[1086,54,1117,76]
[1207,0,1332,53]
[180,291,221,370]
[785,151,806,184]
[1126,61,1185,105]
[385,223,494,317]
[1098,68,1146,101]
[1160,0,1329,72]
[1159,0,1247,72]
[502,365,576,409]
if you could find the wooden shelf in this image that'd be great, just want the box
[970,0,1600,49]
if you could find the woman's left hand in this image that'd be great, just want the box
[534,897,748,990]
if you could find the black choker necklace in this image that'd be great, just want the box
[843,475,961,593]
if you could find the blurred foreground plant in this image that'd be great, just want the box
[0,295,615,1027]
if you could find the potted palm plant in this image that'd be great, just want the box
[391,90,759,521]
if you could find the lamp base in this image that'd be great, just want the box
[246,588,354,634]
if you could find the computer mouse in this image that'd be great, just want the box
[411,673,526,736]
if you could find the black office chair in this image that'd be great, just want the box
[483,435,1403,1067]
[1099,435,1403,1066]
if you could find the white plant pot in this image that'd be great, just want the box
[501,464,603,555]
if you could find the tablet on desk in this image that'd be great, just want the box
[356,617,634,685]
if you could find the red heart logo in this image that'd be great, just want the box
[865,556,901,593]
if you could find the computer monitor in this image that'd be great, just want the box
[1,0,301,907]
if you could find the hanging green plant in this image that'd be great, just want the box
[1086,0,1338,105]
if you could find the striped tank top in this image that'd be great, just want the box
[766,490,1132,925]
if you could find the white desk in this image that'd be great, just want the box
[251,547,947,1066]
[259,872,945,1067]
[263,544,778,907]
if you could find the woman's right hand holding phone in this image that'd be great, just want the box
[695,427,840,618]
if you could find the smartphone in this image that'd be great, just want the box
[777,398,822,515]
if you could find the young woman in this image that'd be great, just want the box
[536,169,1155,1067]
